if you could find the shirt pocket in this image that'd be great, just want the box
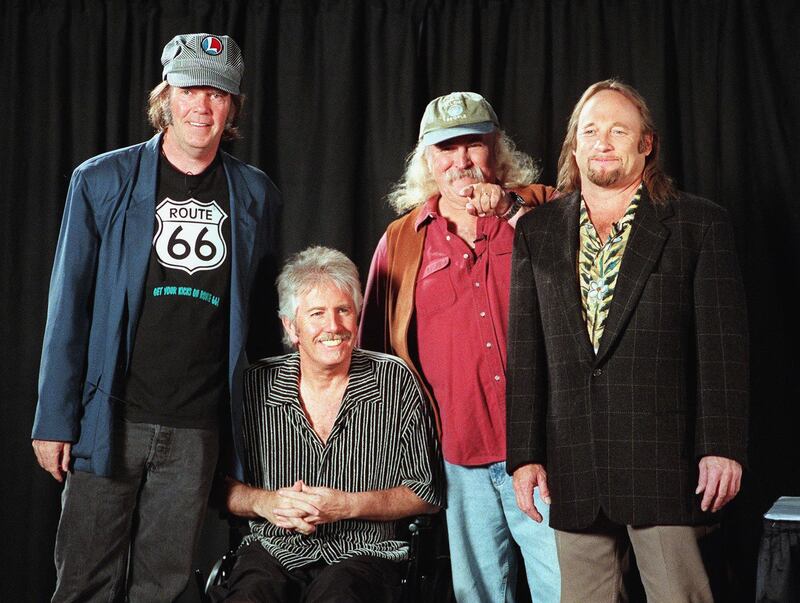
[416,256,457,316]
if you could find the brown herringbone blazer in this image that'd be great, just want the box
[506,188,749,530]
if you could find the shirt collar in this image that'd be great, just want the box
[343,350,384,406]
[579,184,642,239]
[268,353,302,406]
[268,349,382,407]
[415,195,442,231]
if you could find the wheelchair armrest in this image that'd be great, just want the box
[204,549,238,594]
[407,514,433,534]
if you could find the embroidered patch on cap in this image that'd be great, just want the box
[444,97,465,119]
[201,35,224,55]
[418,91,499,144]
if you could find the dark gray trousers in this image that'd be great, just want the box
[52,420,219,603]
[208,543,404,602]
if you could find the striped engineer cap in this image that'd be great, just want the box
[161,33,244,95]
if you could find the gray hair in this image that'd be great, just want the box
[147,81,244,141]
[276,246,363,346]
[386,130,541,214]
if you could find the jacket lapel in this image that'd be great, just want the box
[223,152,258,379]
[552,192,596,360]
[124,134,161,360]
[594,189,673,364]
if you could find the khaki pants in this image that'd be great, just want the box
[555,517,714,603]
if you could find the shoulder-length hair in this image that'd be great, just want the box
[147,81,245,141]
[556,79,676,203]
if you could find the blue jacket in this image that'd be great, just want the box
[32,133,281,477]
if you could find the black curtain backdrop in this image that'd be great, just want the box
[2,1,798,600]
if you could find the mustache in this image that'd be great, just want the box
[317,332,353,342]
[445,166,485,184]
[589,154,621,161]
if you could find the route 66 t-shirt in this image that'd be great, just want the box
[122,152,231,428]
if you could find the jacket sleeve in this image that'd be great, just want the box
[230,168,283,483]
[506,223,549,473]
[32,168,100,442]
[358,232,391,353]
[245,176,284,361]
[693,205,749,465]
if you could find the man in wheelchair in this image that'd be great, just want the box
[209,246,444,602]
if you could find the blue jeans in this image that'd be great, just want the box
[52,420,219,602]
[444,460,560,603]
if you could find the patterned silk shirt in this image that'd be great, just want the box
[578,186,641,352]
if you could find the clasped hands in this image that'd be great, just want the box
[256,480,352,536]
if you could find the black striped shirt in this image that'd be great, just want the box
[239,349,444,570]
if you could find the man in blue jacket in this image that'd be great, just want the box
[31,32,281,601]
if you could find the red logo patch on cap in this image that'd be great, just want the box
[201,36,224,56]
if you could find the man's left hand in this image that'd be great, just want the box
[275,482,353,525]
[696,455,742,512]
[459,183,511,217]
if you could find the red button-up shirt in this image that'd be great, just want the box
[414,197,515,465]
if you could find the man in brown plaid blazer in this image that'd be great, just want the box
[506,80,748,602]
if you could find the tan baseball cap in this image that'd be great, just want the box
[418,92,499,146]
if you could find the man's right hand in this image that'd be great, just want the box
[32,439,72,482]
[253,480,319,535]
[512,463,550,522]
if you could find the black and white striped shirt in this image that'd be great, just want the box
[239,349,444,570]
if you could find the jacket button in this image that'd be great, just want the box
[592,368,603,377]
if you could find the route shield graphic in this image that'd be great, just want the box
[154,198,228,274]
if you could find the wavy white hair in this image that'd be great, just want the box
[387,130,541,214]
[276,246,362,347]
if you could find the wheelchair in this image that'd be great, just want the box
[195,513,451,602]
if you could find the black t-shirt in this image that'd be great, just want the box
[122,152,231,428]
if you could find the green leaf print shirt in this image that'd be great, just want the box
[578,186,641,353]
